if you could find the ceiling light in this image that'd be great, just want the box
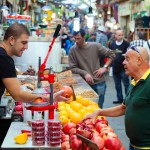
[73,11,80,32]
[87,6,94,29]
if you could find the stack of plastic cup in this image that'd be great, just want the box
[31,120,45,146]
[46,120,61,147]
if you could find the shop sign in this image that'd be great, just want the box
[42,10,52,21]
[133,11,147,19]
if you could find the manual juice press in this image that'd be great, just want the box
[24,24,61,121]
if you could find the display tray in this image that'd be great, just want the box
[1,122,61,149]
[72,74,99,103]
[17,75,37,79]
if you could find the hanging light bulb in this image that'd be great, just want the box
[73,11,80,32]
[87,6,94,29]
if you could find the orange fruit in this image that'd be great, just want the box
[59,115,69,125]
[58,105,66,111]
[84,106,95,113]
[70,112,82,124]
[83,112,91,117]
[58,102,66,107]
[78,109,87,117]
[59,111,69,117]
[80,98,90,107]
[89,101,99,107]
[71,102,83,112]
[76,95,83,103]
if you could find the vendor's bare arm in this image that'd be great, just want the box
[2,78,48,103]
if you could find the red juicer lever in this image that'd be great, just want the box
[40,24,61,73]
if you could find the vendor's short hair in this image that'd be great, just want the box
[73,29,85,37]
[4,22,30,40]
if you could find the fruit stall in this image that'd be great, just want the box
[1,71,125,150]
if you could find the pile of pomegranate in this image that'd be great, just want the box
[61,116,125,150]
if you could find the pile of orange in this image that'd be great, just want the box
[58,96,100,125]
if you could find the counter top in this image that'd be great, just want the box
[72,74,99,103]
[1,122,60,149]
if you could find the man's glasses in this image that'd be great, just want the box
[127,46,141,55]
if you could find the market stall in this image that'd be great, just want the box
[1,73,99,149]
[1,71,125,150]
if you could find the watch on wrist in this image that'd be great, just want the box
[103,64,108,69]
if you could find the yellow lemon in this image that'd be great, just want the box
[14,133,28,144]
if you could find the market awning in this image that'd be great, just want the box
[133,11,147,19]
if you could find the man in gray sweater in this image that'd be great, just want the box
[69,29,115,108]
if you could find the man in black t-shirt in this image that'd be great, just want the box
[0,47,17,100]
[109,29,130,104]
[0,23,68,103]
[0,22,69,148]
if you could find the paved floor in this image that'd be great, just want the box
[104,75,129,150]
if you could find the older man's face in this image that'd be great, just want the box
[123,50,140,77]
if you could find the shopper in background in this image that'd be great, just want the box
[60,26,69,49]
[83,46,150,150]
[67,17,73,34]
[87,32,96,42]
[64,34,75,55]
[69,29,115,108]
[96,26,108,48]
[0,22,69,103]
[130,31,146,47]
[109,29,130,104]
[108,29,116,47]
[127,30,134,43]
[106,27,112,41]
